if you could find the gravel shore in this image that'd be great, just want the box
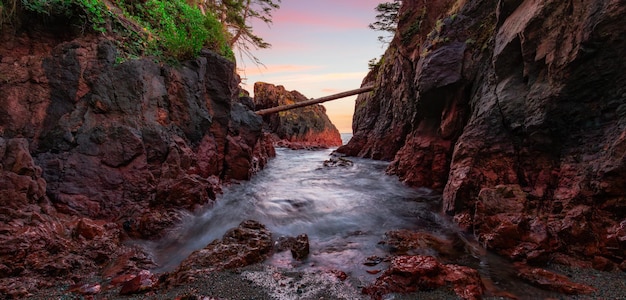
[26,262,625,300]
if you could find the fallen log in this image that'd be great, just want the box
[255,85,374,115]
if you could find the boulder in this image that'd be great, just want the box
[170,220,273,283]
[362,255,484,300]
[274,234,310,260]
[514,263,596,295]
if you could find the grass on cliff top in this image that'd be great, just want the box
[0,0,233,61]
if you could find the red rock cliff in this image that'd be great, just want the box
[339,0,626,270]
[253,82,343,149]
[0,21,275,296]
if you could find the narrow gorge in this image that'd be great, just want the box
[1,0,625,299]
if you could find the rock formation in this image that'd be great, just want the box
[339,0,625,272]
[0,21,274,296]
[253,82,343,149]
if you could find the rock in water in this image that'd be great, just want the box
[274,234,310,260]
[253,82,343,148]
[170,220,273,283]
[362,255,484,300]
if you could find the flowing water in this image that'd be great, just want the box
[146,134,563,299]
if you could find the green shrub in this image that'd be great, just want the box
[8,0,233,61]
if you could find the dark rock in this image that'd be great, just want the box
[514,263,596,295]
[68,283,101,295]
[171,220,272,283]
[383,229,463,259]
[338,0,626,267]
[323,156,354,167]
[253,82,342,148]
[0,31,274,296]
[119,270,158,295]
[363,255,484,300]
[274,234,310,260]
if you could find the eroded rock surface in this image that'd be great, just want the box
[363,255,484,300]
[253,82,343,149]
[168,220,273,284]
[338,0,626,269]
[0,23,275,297]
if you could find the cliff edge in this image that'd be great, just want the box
[253,82,343,149]
[0,20,274,296]
[339,0,626,270]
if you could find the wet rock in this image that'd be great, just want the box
[328,270,348,281]
[514,263,596,295]
[338,0,626,268]
[109,273,137,286]
[363,255,484,300]
[274,234,310,260]
[68,283,101,295]
[171,220,272,283]
[383,229,462,258]
[323,156,354,167]
[0,31,273,296]
[253,82,342,148]
[363,256,384,266]
[119,270,159,295]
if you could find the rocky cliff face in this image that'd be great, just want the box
[0,25,274,296]
[339,0,626,270]
[253,82,343,149]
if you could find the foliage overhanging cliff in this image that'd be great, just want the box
[339,0,626,269]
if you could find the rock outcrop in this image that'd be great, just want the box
[363,255,485,300]
[0,21,274,296]
[253,82,343,149]
[339,0,626,271]
[169,220,273,284]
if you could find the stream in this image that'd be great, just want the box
[145,134,563,299]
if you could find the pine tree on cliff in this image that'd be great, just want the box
[193,0,281,64]
[369,0,401,44]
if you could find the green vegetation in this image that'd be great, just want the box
[0,0,237,61]
[369,0,401,44]
[124,0,233,60]
[400,6,426,45]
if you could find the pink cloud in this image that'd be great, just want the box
[321,88,341,94]
[239,64,322,77]
[273,10,368,30]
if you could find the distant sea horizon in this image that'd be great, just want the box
[340,132,353,145]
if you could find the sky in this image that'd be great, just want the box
[238,0,387,133]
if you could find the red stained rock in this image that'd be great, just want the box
[253,82,342,149]
[0,30,273,297]
[514,263,596,295]
[109,274,137,286]
[383,229,461,258]
[339,0,626,270]
[74,218,105,240]
[68,283,101,295]
[171,220,272,283]
[119,270,158,295]
[591,256,615,272]
[363,255,484,300]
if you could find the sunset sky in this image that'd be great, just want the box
[238,0,387,133]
